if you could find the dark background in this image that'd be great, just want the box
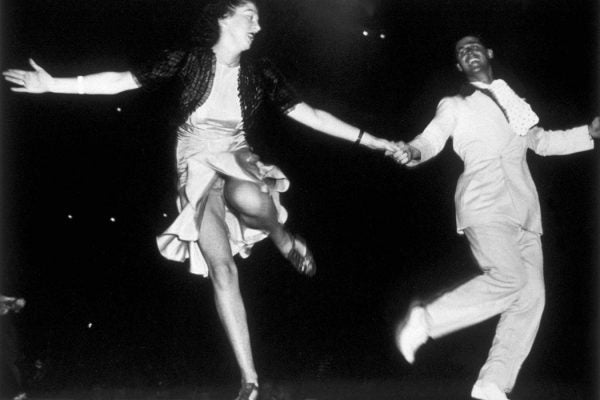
[1,0,598,397]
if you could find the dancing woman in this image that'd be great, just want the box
[4,1,397,398]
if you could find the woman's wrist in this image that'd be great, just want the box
[47,76,84,94]
[45,77,61,93]
[359,132,380,149]
[76,76,85,94]
[355,129,376,148]
[353,128,365,146]
[351,128,387,151]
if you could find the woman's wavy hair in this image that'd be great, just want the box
[190,0,260,47]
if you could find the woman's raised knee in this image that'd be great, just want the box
[224,179,273,218]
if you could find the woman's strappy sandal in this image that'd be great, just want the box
[235,382,259,400]
[286,234,316,277]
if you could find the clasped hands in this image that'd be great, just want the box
[381,140,418,165]
[367,137,417,165]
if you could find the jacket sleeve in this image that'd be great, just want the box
[527,125,594,156]
[259,58,301,114]
[407,97,456,167]
[130,49,188,90]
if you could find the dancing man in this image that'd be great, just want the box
[390,34,599,400]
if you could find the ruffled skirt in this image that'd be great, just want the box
[156,123,289,277]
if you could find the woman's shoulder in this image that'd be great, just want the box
[184,46,215,60]
[241,55,277,71]
[188,46,214,55]
[154,46,213,62]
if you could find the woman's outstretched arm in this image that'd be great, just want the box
[3,58,140,95]
[286,102,398,152]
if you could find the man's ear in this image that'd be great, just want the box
[456,63,463,72]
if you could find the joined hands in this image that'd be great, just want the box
[385,141,420,165]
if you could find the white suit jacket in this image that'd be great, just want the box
[409,89,594,234]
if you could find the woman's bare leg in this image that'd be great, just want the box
[196,178,308,388]
[198,188,258,387]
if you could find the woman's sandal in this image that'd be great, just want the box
[235,382,259,400]
[286,234,316,277]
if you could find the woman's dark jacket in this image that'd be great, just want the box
[131,47,300,145]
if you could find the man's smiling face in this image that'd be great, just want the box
[455,36,494,79]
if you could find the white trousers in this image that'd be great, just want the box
[425,222,545,393]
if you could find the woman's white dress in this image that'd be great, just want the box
[156,62,289,277]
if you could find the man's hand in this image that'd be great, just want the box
[588,116,600,139]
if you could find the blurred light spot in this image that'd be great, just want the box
[109,217,116,222]
[162,213,168,218]
[379,33,386,39]
[362,30,369,36]
[87,322,93,329]
[67,214,73,220]
[116,107,122,112]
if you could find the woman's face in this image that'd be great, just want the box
[218,2,261,52]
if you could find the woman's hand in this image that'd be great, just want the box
[3,58,54,93]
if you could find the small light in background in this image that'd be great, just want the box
[379,33,386,39]
[116,107,122,112]
[162,213,168,218]
[109,217,116,223]
[87,322,93,329]
[362,30,369,36]
[67,214,73,220]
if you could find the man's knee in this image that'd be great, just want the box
[518,278,545,312]
[484,266,528,292]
